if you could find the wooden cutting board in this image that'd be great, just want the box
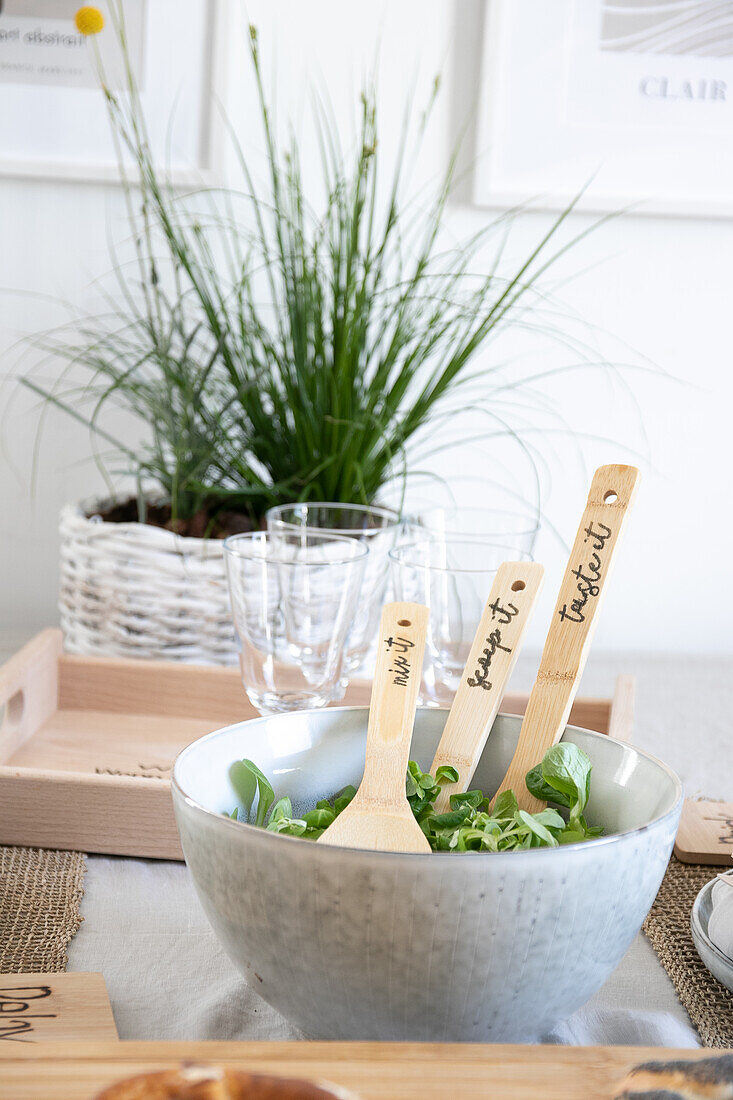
[0,1041,726,1100]
[674,798,733,865]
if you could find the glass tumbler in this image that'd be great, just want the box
[224,531,368,714]
[389,538,533,707]
[407,506,540,555]
[266,502,402,675]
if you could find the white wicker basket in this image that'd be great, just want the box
[59,500,237,664]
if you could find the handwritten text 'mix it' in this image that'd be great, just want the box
[384,634,414,686]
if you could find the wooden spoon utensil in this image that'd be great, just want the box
[429,560,545,814]
[493,464,640,813]
[318,601,431,853]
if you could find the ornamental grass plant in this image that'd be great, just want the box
[22,7,616,537]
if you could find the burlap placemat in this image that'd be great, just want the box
[0,845,86,973]
[644,855,733,1048]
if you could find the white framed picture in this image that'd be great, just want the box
[0,0,223,184]
[473,0,733,217]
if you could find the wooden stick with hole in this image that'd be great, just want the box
[318,601,431,853]
[493,464,640,813]
[429,561,544,814]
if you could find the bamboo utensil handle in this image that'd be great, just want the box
[430,561,544,814]
[357,601,430,805]
[494,465,640,812]
[318,601,431,852]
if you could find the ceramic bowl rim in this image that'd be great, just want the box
[172,707,683,860]
[691,877,733,977]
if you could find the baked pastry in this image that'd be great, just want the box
[95,1064,353,1100]
[614,1053,733,1098]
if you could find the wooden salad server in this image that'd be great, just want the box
[493,464,641,813]
[429,561,545,815]
[318,601,431,853]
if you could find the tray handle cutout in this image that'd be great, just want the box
[0,629,62,763]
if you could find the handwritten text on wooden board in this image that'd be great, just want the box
[0,973,117,1043]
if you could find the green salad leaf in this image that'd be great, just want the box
[228,758,275,827]
[224,742,602,852]
[435,765,460,784]
[525,742,590,809]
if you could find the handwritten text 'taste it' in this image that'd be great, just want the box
[558,522,611,624]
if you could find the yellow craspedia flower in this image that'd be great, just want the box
[75,6,105,35]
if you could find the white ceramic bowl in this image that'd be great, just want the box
[172,708,682,1042]
[691,878,733,993]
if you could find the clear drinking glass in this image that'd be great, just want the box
[266,503,403,674]
[389,538,533,707]
[408,506,540,555]
[224,531,368,714]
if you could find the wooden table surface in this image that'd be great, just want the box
[0,1041,724,1100]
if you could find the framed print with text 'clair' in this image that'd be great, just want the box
[473,0,733,217]
[0,0,222,183]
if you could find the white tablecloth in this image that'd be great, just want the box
[67,652,733,1045]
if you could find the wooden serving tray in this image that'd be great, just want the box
[0,630,634,860]
[0,1040,723,1100]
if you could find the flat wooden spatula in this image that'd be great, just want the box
[318,600,431,853]
[429,560,545,815]
[493,464,640,813]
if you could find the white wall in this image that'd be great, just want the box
[0,0,728,653]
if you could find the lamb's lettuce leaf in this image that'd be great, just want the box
[228,758,274,826]
[539,743,591,814]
